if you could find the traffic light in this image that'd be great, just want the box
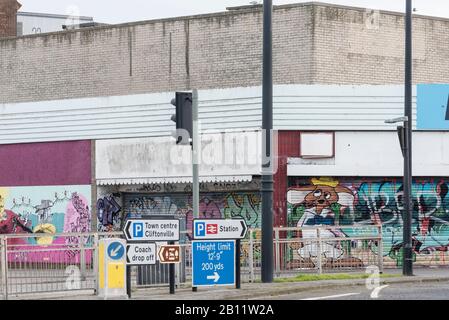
[171,92,193,145]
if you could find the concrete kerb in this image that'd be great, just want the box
[225,275,449,300]
[7,289,96,300]
[8,275,449,300]
[126,274,449,300]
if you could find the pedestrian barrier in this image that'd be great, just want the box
[0,231,121,300]
[241,225,383,282]
[0,225,383,299]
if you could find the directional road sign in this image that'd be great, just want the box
[124,218,180,242]
[158,245,181,264]
[192,240,235,287]
[107,241,125,261]
[193,219,248,240]
[126,243,157,266]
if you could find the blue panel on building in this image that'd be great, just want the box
[417,84,449,130]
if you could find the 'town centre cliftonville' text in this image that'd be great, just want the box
[144,222,178,238]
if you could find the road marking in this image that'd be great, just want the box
[302,293,360,300]
[370,285,389,299]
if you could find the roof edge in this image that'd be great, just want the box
[3,2,449,42]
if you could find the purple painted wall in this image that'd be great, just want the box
[0,140,91,186]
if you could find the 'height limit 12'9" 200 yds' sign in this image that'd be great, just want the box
[124,219,180,242]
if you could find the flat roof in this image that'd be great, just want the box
[17,11,93,21]
[6,2,449,42]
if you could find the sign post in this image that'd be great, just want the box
[236,239,241,289]
[192,219,248,290]
[158,243,181,295]
[169,241,175,295]
[124,218,180,295]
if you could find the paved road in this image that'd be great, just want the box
[254,281,449,300]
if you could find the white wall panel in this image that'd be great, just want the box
[95,131,263,184]
[0,85,416,145]
[288,131,449,177]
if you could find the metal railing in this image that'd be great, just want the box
[0,231,122,300]
[239,225,383,283]
[145,225,383,286]
[0,225,383,299]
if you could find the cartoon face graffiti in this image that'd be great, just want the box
[288,178,355,220]
[303,185,347,214]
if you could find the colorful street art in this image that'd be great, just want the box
[287,177,449,267]
[0,186,92,263]
[125,192,261,239]
[96,194,122,232]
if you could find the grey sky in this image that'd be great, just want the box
[18,0,449,24]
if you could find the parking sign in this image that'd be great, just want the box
[195,222,206,237]
[133,222,144,238]
[193,219,248,240]
[124,219,180,242]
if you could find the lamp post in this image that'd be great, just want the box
[384,0,413,277]
[402,0,414,277]
[261,0,274,283]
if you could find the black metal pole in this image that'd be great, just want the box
[169,241,176,294]
[236,239,241,289]
[403,0,413,277]
[126,265,132,298]
[261,0,274,284]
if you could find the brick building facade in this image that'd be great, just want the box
[1,2,449,104]
[0,0,20,38]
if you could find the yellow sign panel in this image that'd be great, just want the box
[108,263,125,289]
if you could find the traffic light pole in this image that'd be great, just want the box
[403,0,413,276]
[192,89,200,292]
[192,89,199,222]
[261,0,274,284]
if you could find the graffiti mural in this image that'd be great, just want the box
[125,192,261,239]
[0,186,91,262]
[96,194,122,232]
[287,177,449,267]
[121,180,262,194]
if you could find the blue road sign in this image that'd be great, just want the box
[133,222,144,238]
[108,241,125,261]
[195,222,206,237]
[417,84,449,130]
[192,240,235,287]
